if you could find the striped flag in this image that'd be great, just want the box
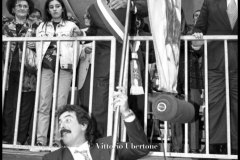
[147,0,181,93]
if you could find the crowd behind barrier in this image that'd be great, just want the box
[2,0,238,159]
[2,35,238,160]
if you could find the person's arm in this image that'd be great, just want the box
[193,0,208,34]
[35,23,44,65]
[192,0,209,49]
[72,23,84,37]
[109,0,148,17]
[113,87,150,159]
[85,25,97,36]
[26,28,36,50]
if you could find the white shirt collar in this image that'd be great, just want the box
[68,141,92,160]
[227,0,238,6]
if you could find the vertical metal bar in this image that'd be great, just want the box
[107,38,116,136]
[70,40,78,104]
[123,39,129,93]
[49,40,61,147]
[111,106,120,158]
[13,41,27,145]
[120,39,130,141]
[88,41,96,116]
[224,40,231,155]
[164,121,168,152]
[31,40,43,147]
[204,40,209,154]
[184,40,189,153]
[144,40,150,134]
[111,1,131,159]
[2,41,11,111]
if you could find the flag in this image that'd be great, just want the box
[147,0,181,93]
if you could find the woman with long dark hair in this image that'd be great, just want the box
[35,0,81,147]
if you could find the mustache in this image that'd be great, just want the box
[60,129,71,137]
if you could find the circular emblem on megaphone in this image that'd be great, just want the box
[156,102,167,112]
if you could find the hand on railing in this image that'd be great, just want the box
[25,28,36,49]
[73,27,83,37]
[191,32,204,50]
[192,32,203,39]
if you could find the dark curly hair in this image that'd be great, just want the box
[43,0,67,23]
[57,104,98,147]
[6,0,34,16]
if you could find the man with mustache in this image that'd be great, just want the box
[43,87,150,160]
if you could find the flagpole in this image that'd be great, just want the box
[110,0,131,159]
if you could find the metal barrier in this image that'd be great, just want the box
[2,36,116,152]
[140,35,238,159]
[2,35,238,160]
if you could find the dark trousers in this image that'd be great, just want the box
[208,70,238,150]
[78,66,110,137]
[171,123,183,152]
[2,71,35,144]
[188,88,201,151]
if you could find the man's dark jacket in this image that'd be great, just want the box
[86,0,148,77]
[193,0,238,71]
[43,119,149,160]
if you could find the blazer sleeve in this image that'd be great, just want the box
[117,118,150,160]
[193,0,209,34]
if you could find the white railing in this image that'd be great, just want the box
[2,36,117,152]
[141,35,238,159]
[2,35,238,160]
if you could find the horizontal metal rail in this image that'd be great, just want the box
[146,151,238,159]
[2,35,238,160]
[3,35,237,41]
[181,35,238,40]
[2,36,116,41]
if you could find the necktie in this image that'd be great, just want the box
[74,150,91,160]
[227,0,238,29]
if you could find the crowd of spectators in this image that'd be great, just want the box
[2,0,237,157]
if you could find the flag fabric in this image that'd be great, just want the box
[147,0,181,93]
[95,0,125,43]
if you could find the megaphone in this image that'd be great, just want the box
[149,93,195,123]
